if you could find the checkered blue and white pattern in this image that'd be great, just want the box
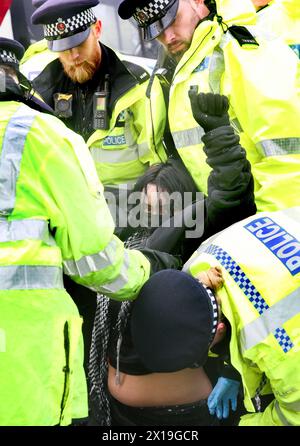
[133,0,172,26]
[44,8,96,39]
[204,285,219,341]
[0,50,18,65]
[206,244,269,315]
[205,244,294,353]
[274,328,294,353]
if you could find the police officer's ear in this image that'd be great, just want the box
[92,19,102,39]
[189,0,211,18]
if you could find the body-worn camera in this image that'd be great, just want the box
[54,93,73,118]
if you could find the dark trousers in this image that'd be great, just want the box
[110,397,220,426]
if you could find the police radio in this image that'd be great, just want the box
[93,74,110,130]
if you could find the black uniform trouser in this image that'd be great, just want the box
[63,275,97,377]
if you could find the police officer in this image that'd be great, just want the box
[118,0,300,212]
[30,0,168,375]
[0,37,176,426]
[131,206,300,426]
[31,0,166,191]
[183,206,300,425]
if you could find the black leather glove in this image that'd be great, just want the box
[189,87,230,133]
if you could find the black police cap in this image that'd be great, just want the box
[118,0,179,41]
[0,37,25,68]
[31,0,99,52]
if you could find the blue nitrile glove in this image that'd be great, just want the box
[207,377,240,419]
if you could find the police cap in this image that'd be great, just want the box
[118,0,179,41]
[31,0,99,52]
[0,37,25,68]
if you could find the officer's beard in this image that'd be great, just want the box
[166,40,191,62]
[60,53,100,84]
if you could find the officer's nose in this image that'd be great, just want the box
[160,27,176,45]
[69,48,80,61]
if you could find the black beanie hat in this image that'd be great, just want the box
[131,269,218,373]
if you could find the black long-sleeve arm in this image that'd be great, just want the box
[202,124,256,238]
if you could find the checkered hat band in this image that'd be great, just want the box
[133,0,172,26]
[0,50,18,65]
[204,285,219,341]
[44,8,96,39]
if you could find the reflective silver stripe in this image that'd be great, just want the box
[172,127,205,149]
[63,238,118,277]
[240,287,300,352]
[0,218,55,245]
[257,138,300,157]
[100,251,130,294]
[275,401,293,426]
[281,401,300,412]
[91,142,149,164]
[0,265,63,290]
[0,105,37,215]
[208,47,224,94]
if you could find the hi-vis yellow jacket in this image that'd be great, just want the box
[0,100,150,426]
[20,39,58,81]
[162,0,300,212]
[255,0,300,57]
[184,206,300,426]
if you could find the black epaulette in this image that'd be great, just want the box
[122,60,150,84]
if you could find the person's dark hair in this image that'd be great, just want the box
[134,158,198,201]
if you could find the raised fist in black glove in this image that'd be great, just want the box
[189,87,230,133]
